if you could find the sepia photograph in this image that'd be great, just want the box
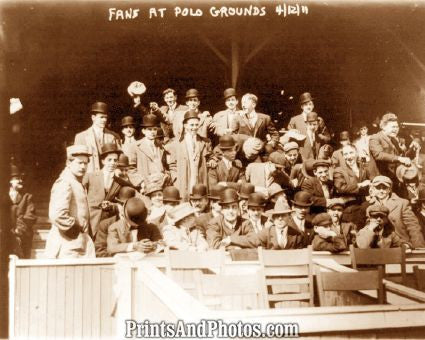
[1,0,425,338]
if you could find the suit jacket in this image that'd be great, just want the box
[45,168,95,259]
[94,215,119,257]
[288,113,331,143]
[212,109,239,136]
[369,131,402,177]
[333,162,371,196]
[248,224,304,249]
[206,215,254,249]
[208,159,244,187]
[10,192,37,237]
[107,219,162,255]
[331,149,345,167]
[312,222,356,252]
[286,215,315,247]
[301,177,335,213]
[195,212,214,236]
[233,112,278,141]
[74,127,120,173]
[160,104,188,139]
[299,133,322,161]
[356,223,407,249]
[167,134,213,201]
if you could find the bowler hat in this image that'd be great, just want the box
[114,186,136,204]
[67,144,92,158]
[10,165,23,178]
[292,191,313,207]
[270,200,292,216]
[121,116,136,127]
[396,164,419,183]
[220,188,239,205]
[313,159,331,170]
[299,92,314,105]
[269,152,285,168]
[183,110,199,123]
[366,204,390,218]
[190,184,208,199]
[223,88,237,100]
[90,102,108,115]
[209,184,226,201]
[238,183,255,199]
[312,213,332,227]
[247,193,266,208]
[372,175,393,188]
[141,114,159,128]
[124,197,148,227]
[117,154,129,168]
[170,202,197,224]
[185,89,199,99]
[100,143,122,157]
[163,186,181,203]
[219,135,236,150]
[306,111,318,122]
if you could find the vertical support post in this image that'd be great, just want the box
[231,33,240,89]
[8,256,17,339]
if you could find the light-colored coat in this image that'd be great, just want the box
[45,168,95,259]
[74,127,120,173]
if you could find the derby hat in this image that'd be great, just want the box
[90,102,108,115]
[312,213,333,227]
[10,164,23,178]
[114,186,136,204]
[185,89,199,99]
[121,116,136,127]
[141,114,159,128]
[247,192,266,208]
[292,191,313,207]
[219,135,236,150]
[124,197,148,227]
[163,186,181,203]
[220,188,239,205]
[117,154,129,168]
[366,204,390,218]
[396,164,419,183]
[238,183,255,199]
[299,92,314,105]
[67,144,92,158]
[100,143,122,157]
[170,202,197,224]
[190,184,208,200]
[208,184,226,201]
[223,88,237,100]
[183,109,199,123]
[270,200,292,216]
[269,152,286,168]
[127,81,146,97]
[372,175,393,188]
[306,111,318,122]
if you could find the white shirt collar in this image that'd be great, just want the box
[224,218,237,230]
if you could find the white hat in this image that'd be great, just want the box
[66,145,92,158]
[127,81,146,97]
[170,202,197,223]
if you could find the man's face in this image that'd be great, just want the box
[342,146,358,167]
[115,167,128,178]
[307,120,319,132]
[248,206,264,221]
[328,206,343,224]
[186,97,200,110]
[372,184,391,201]
[293,205,308,220]
[225,96,238,110]
[383,121,399,138]
[142,127,157,140]
[241,97,256,115]
[222,148,237,162]
[210,200,222,214]
[150,191,163,208]
[221,202,239,223]
[164,92,177,107]
[190,197,209,213]
[184,118,200,135]
[102,153,119,173]
[122,125,135,138]
[239,199,248,214]
[10,177,23,190]
[301,101,314,114]
[360,126,368,136]
[273,213,288,229]
[92,113,108,129]
[313,166,330,183]
[68,155,89,178]
[285,149,299,164]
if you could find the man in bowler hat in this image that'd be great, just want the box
[212,88,240,137]
[120,116,137,158]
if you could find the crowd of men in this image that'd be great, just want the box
[9,81,425,258]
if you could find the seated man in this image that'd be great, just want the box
[207,188,255,249]
[107,197,162,255]
[149,186,181,232]
[189,184,210,217]
[244,193,268,234]
[196,184,225,236]
[238,183,255,219]
[288,191,315,247]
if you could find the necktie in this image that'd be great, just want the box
[278,227,288,249]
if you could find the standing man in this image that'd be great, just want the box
[299,112,322,161]
[45,145,95,258]
[120,116,137,158]
[74,101,120,173]
[212,88,239,137]
[159,88,188,141]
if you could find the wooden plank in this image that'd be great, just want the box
[266,277,310,285]
[36,266,48,338]
[15,257,117,267]
[73,266,83,338]
[91,265,101,338]
[264,266,309,276]
[19,267,30,338]
[12,257,19,338]
[54,266,66,339]
[268,293,310,302]
[28,266,40,336]
[100,267,114,337]
[64,266,75,337]
[82,265,93,338]
[46,266,56,338]
[261,248,310,266]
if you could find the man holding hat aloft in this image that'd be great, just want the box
[74,101,121,173]
[212,88,240,137]
[208,135,244,187]
[107,197,162,255]
[168,109,215,201]
[45,145,95,258]
[368,175,425,248]
[120,116,137,158]
[207,188,256,249]
[356,204,410,249]
[162,202,208,251]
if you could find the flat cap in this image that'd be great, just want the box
[366,204,390,217]
[306,111,318,122]
[283,141,299,152]
[381,112,398,125]
[269,152,286,168]
[67,145,92,158]
[312,213,333,227]
[371,175,393,187]
[313,159,331,170]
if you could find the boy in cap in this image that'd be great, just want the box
[45,145,95,258]
[9,164,37,258]
[212,88,240,137]
[74,101,120,173]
